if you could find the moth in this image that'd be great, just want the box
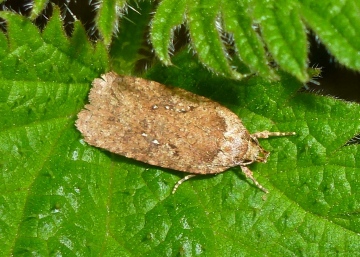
[76,72,295,194]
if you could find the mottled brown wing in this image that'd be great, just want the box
[76,72,250,174]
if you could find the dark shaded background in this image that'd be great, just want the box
[1,0,359,102]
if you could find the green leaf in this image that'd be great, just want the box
[186,0,247,79]
[252,0,308,81]
[0,10,108,255]
[221,0,277,80]
[110,0,154,74]
[30,0,49,19]
[150,0,360,82]
[150,0,186,65]
[96,0,127,46]
[10,0,360,82]
[1,9,360,257]
[300,0,360,71]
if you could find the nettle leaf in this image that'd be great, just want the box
[13,0,360,82]
[221,0,277,80]
[186,0,247,80]
[1,8,360,257]
[151,0,360,81]
[110,0,155,74]
[252,0,308,81]
[30,0,49,19]
[0,8,108,255]
[96,0,127,46]
[150,0,186,65]
[299,0,360,71]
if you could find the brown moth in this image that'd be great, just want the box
[76,72,295,194]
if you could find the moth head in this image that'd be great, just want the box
[242,136,270,165]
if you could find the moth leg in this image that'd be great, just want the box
[172,174,196,194]
[240,166,269,194]
[252,131,296,139]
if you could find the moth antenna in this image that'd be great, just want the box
[172,175,196,194]
[252,131,296,139]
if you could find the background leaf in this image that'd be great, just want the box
[110,0,154,75]
[0,9,109,255]
[221,0,277,80]
[150,0,186,66]
[10,0,360,82]
[299,0,360,71]
[151,0,360,81]
[30,0,49,19]
[252,0,308,81]
[96,0,127,46]
[186,0,246,79]
[1,9,360,256]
